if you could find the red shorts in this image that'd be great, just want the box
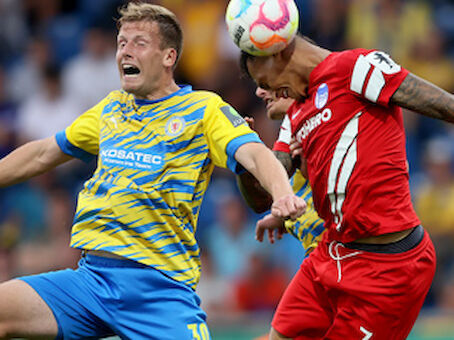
[272,229,436,340]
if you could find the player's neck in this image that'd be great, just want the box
[141,78,180,101]
[294,39,331,81]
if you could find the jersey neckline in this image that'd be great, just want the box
[133,84,193,106]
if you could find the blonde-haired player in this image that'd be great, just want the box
[0,2,306,339]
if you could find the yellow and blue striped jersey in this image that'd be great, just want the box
[285,169,325,254]
[55,85,261,289]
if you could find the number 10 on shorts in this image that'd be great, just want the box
[187,323,210,340]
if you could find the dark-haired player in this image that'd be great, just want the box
[240,35,454,339]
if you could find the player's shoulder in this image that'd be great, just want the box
[326,48,373,70]
[104,89,131,101]
[188,90,223,102]
[334,48,402,72]
[314,48,400,86]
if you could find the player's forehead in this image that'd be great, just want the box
[117,20,159,41]
[247,57,283,89]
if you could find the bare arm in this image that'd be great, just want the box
[391,73,454,123]
[237,150,298,213]
[0,136,74,187]
[235,143,306,219]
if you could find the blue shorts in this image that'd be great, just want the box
[19,254,211,340]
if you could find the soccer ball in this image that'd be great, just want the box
[225,0,299,57]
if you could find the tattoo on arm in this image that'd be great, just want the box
[274,150,298,178]
[391,73,454,123]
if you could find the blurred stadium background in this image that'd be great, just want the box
[0,0,454,338]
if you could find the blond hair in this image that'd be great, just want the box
[118,2,183,65]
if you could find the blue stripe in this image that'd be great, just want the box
[294,180,310,196]
[310,221,325,237]
[225,133,263,174]
[55,131,96,163]
[155,180,196,194]
[134,85,193,106]
[96,244,135,252]
[73,208,102,224]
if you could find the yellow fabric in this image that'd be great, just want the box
[284,170,325,252]
[61,87,261,289]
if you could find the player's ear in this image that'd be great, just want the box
[162,48,177,68]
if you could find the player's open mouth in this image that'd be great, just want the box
[265,98,273,109]
[122,64,141,77]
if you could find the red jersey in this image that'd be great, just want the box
[273,115,292,153]
[289,49,420,243]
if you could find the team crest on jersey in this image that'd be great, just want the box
[315,83,329,109]
[165,117,186,137]
[366,51,401,74]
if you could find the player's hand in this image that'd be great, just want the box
[271,194,306,220]
[244,116,255,130]
[289,136,302,158]
[256,214,287,243]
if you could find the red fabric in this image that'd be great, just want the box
[234,264,288,312]
[272,231,436,339]
[289,49,419,242]
[273,140,290,153]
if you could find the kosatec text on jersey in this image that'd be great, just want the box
[296,108,332,141]
[101,148,162,169]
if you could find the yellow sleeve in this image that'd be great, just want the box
[55,97,106,162]
[202,95,262,173]
[284,172,325,252]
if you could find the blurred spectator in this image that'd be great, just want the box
[433,0,454,57]
[0,66,21,274]
[415,137,454,306]
[13,188,79,275]
[16,63,80,142]
[405,27,454,93]
[439,274,454,311]
[205,194,260,280]
[0,66,17,158]
[233,253,288,312]
[167,0,226,87]
[214,63,260,117]
[0,0,28,65]
[1,178,48,245]
[345,0,434,61]
[197,175,237,241]
[403,27,454,164]
[306,0,347,50]
[77,0,124,28]
[24,0,85,65]
[7,36,53,103]
[403,109,424,177]
[196,251,235,318]
[63,25,119,111]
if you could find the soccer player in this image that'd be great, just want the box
[240,35,454,339]
[238,88,324,252]
[0,3,307,340]
[242,88,325,340]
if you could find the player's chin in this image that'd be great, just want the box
[121,80,140,94]
[268,110,285,120]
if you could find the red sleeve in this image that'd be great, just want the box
[273,140,290,153]
[272,114,292,153]
[344,49,409,107]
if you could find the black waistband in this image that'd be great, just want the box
[343,225,424,254]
